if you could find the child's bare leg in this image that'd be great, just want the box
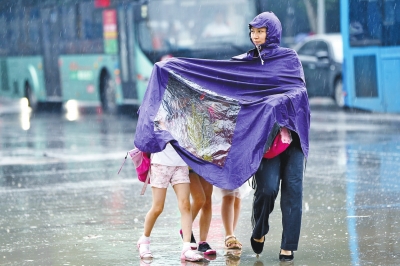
[143,187,167,237]
[189,172,214,241]
[198,177,213,242]
[221,195,235,236]
[173,183,192,242]
[232,197,241,232]
[189,172,205,221]
[222,195,242,249]
[174,182,203,261]
[138,187,166,259]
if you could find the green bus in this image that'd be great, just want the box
[0,0,262,113]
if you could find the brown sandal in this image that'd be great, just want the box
[225,235,242,249]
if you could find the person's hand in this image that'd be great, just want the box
[280,127,292,144]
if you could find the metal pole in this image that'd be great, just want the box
[317,0,325,34]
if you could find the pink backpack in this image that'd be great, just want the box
[128,148,151,183]
[118,148,151,195]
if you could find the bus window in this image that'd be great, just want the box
[137,0,255,63]
[382,0,400,45]
[0,12,7,55]
[23,8,41,55]
[79,2,103,40]
[354,55,378,97]
[61,5,77,41]
[8,9,20,55]
[62,3,103,55]
[349,0,400,47]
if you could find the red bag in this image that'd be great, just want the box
[263,127,292,159]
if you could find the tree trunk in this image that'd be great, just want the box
[303,0,317,33]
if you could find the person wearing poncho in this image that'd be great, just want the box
[134,11,310,260]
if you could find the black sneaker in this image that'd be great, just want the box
[198,242,216,255]
[179,229,197,250]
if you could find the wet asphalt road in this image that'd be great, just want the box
[1,99,400,266]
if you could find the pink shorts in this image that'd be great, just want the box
[150,164,190,188]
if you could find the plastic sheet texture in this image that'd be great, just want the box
[154,72,240,167]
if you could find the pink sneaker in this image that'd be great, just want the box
[181,246,203,262]
[137,237,153,260]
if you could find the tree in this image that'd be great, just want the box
[303,0,317,33]
[302,0,340,33]
[258,0,340,44]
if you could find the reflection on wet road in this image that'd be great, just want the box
[1,103,400,265]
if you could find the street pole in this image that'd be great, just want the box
[317,0,326,34]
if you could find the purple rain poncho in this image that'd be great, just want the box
[134,12,310,190]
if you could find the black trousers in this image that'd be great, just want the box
[251,142,305,251]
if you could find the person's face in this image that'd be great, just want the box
[250,27,267,46]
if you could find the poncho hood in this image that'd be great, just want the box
[249,11,281,50]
